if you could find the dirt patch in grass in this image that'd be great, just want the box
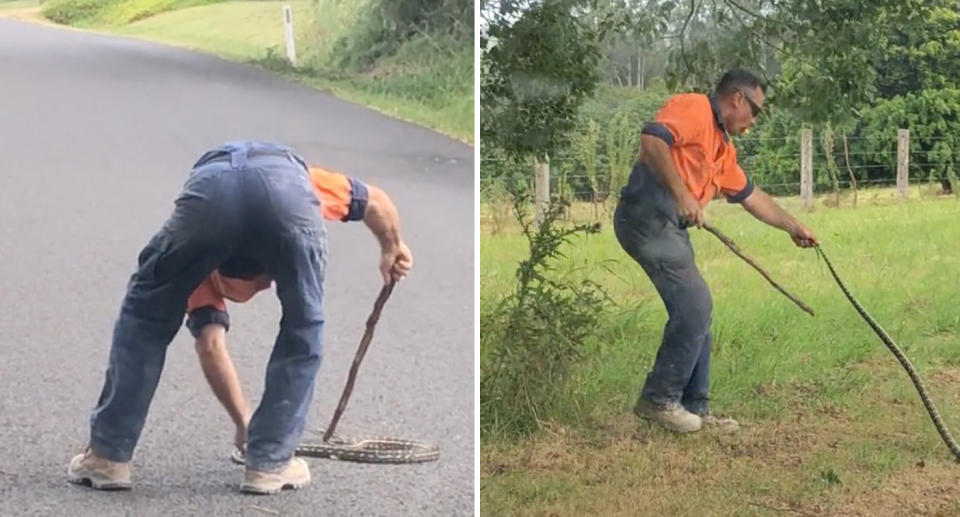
[797,463,960,517]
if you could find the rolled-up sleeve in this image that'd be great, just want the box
[641,122,675,147]
[186,276,229,338]
[186,306,230,338]
[309,167,369,222]
[344,177,369,221]
[718,148,754,203]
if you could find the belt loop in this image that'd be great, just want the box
[229,145,248,169]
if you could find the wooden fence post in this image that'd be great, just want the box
[801,129,813,210]
[897,128,910,199]
[534,156,550,223]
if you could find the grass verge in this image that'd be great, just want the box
[481,189,960,515]
[5,0,473,143]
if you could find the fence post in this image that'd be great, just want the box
[801,128,813,210]
[534,156,550,223]
[897,128,910,199]
[283,5,297,67]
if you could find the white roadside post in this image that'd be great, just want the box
[283,5,297,67]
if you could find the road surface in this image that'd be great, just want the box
[0,17,475,516]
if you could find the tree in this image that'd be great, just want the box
[481,0,602,162]
[860,90,960,195]
[871,2,960,99]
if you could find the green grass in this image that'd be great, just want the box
[253,28,474,142]
[329,31,473,141]
[40,0,225,25]
[112,1,314,61]
[0,0,35,8]
[98,0,225,24]
[17,0,473,143]
[481,189,960,515]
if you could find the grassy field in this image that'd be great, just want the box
[111,1,313,60]
[0,0,36,8]
[1,0,472,143]
[111,1,473,141]
[480,189,960,516]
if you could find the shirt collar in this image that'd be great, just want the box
[708,94,730,142]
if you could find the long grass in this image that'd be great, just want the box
[480,189,960,515]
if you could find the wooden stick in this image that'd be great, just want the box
[701,222,815,317]
[323,281,396,442]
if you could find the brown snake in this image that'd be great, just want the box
[704,223,959,461]
[814,244,960,462]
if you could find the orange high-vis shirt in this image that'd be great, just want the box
[186,167,367,314]
[637,93,753,206]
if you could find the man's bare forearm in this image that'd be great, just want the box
[363,185,402,251]
[741,188,802,232]
[194,325,249,428]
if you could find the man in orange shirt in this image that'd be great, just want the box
[614,70,817,434]
[186,166,404,467]
[67,141,412,494]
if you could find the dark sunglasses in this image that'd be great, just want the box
[738,88,763,117]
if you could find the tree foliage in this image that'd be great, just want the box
[481,0,960,198]
[481,0,602,161]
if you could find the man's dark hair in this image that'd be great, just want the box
[715,69,765,96]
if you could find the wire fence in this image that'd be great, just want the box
[479,163,924,204]
[480,130,960,221]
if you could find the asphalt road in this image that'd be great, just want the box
[0,18,475,517]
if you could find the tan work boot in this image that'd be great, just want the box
[240,457,311,495]
[634,398,702,433]
[67,449,132,490]
[701,413,740,432]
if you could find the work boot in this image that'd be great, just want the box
[700,412,740,432]
[66,448,132,490]
[634,398,702,433]
[240,457,311,495]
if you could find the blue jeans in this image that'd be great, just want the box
[613,163,713,416]
[89,141,327,471]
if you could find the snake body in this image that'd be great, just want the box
[230,435,440,465]
[296,437,440,464]
[228,284,440,467]
[303,283,439,464]
[815,245,960,461]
